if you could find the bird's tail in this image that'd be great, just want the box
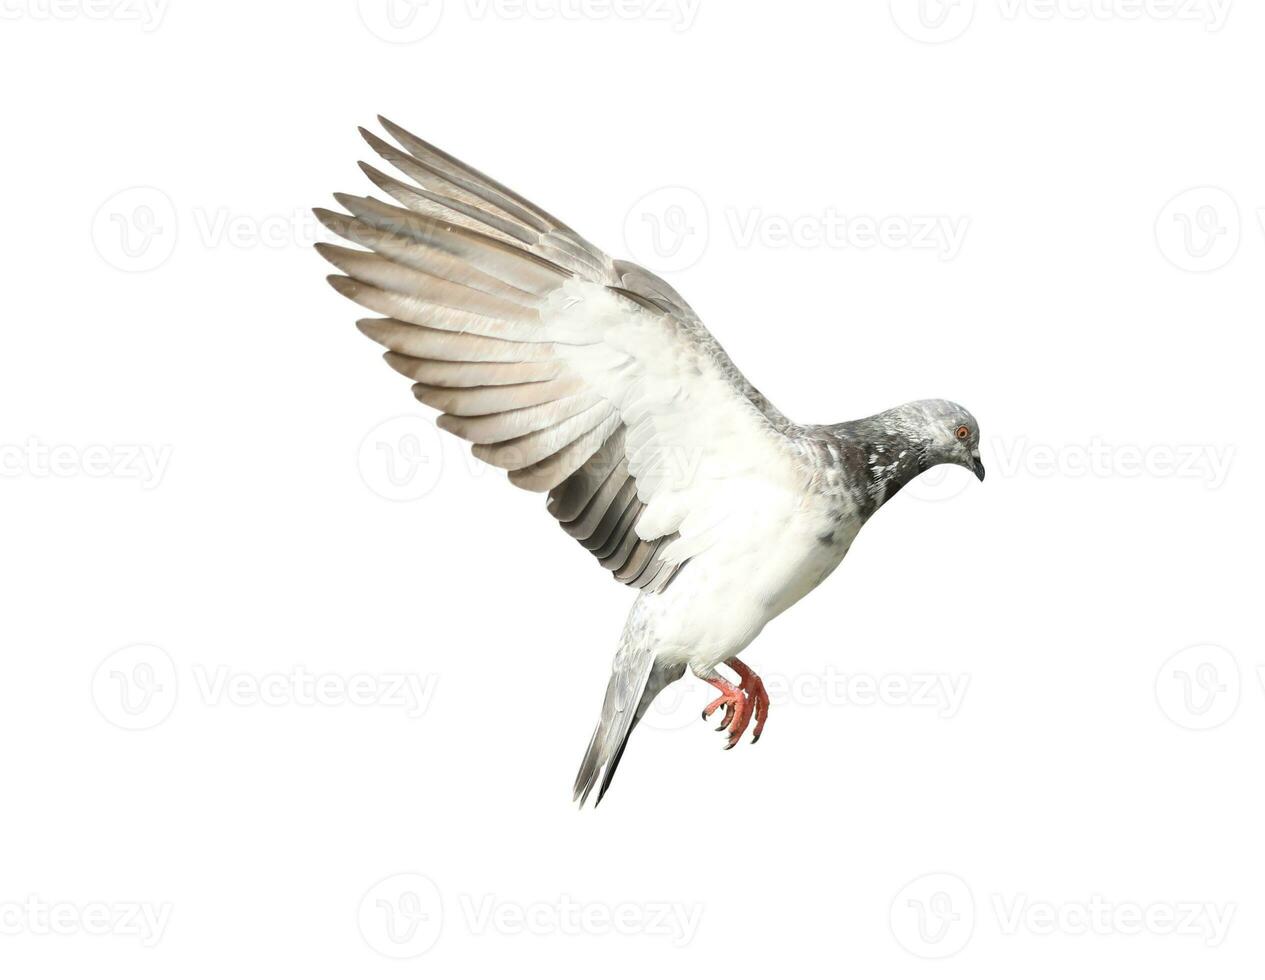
[573,611,683,808]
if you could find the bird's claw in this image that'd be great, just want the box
[701,658,770,749]
[703,693,738,733]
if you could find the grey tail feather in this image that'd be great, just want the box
[573,656,684,808]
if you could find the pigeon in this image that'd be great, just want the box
[314,117,985,807]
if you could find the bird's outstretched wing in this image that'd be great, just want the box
[316,117,807,592]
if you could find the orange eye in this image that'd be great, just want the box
[955,425,970,440]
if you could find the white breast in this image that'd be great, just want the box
[638,489,861,672]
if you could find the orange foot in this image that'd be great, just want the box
[701,657,771,749]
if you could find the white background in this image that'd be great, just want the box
[1,0,1262,975]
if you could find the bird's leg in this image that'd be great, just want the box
[697,657,770,749]
[727,656,770,744]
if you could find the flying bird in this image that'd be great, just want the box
[314,117,985,806]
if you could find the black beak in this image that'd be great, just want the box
[971,456,986,482]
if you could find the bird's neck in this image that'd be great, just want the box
[813,419,929,520]
[861,436,927,512]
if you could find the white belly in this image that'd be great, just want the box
[637,491,860,672]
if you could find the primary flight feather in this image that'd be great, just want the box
[315,116,985,806]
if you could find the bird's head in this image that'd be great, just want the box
[856,399,985,506]
[830,398,985,517]
[902,398,985,482]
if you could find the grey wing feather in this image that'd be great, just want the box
[316,117,794,593]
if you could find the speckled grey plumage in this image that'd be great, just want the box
[800,399,985,522]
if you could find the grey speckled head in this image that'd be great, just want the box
[819,398,984,518]
[881,398,984,477]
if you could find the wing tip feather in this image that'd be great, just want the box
[326,274,359,299]
[357,159,389,184]
[355,317,391,344]
[312,206,348,232]
[313,241,364,268]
